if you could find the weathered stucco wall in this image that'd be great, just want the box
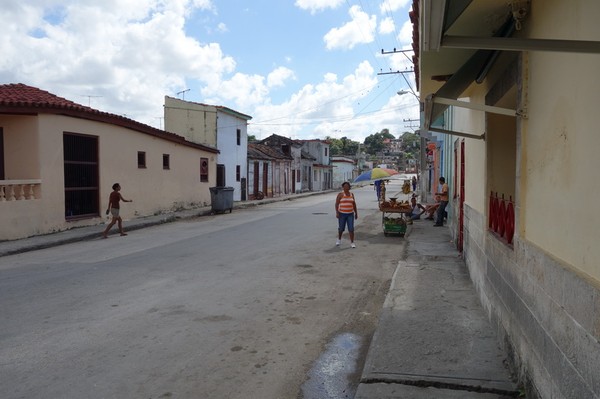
[521,1,600,281]
[1,113,216,240]
[164,96,218,146]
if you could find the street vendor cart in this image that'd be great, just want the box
[379,197,412,237]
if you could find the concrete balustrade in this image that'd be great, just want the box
[0,180,42,201]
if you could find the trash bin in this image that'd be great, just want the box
[209,186,234,214]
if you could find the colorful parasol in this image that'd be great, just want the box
[353,168,399,183]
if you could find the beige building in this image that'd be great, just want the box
[416,1,600,398]
[163,96,251,201]
[0,84,218,241]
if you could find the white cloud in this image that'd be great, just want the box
[267,67,296,88]
[324,5,377,50]
[294,0,344,14]
[379,0,411,14]
[378,16,395,34]
[398,18,414,44]
[217,22,228,32]
[246,60,418,142]
[0,0,418,141]
[0,1,233,125]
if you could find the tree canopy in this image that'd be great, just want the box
[363,129,394,154]
[326,136,360,156]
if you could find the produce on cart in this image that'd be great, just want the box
[379,197,412,237]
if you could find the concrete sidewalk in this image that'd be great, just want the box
[355,219,519,398]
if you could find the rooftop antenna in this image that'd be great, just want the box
[155,116,164,130]
[176,89,190,100]
[80,95,103,107]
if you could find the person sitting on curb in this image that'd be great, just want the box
[424,195,441,220]
[408,196,427,221]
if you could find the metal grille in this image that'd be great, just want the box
[63,133,99,218]
[489,191,515,245]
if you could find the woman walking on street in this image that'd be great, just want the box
[102,183,133,238]
[335,182,358,248]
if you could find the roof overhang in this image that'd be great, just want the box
[418,0,600,139]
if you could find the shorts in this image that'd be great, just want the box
[110,208,120,217]
[338,212,354,232]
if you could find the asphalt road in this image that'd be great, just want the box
[0,183,407,399]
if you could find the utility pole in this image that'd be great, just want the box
[404,118,419,131]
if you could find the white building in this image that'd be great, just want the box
[164,97,252,201]
[331,156,356,187]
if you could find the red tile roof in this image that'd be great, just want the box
[248,143,292,160]
[0,83,219,154]
[0,83,95,111]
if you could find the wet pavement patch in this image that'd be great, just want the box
[301,332,362,399]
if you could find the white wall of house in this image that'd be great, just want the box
[331,158,354,188]
[1,113,217,240]
[216,110,248,201]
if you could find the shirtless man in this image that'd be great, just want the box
[102,183,132,238]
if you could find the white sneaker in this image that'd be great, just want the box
[336,239,341,246]
[351,242,356,248]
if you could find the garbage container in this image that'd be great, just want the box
[209,186,234,214]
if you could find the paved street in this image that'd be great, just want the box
[0,184,405,399]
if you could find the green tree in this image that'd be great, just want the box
[327,136,360,155]
[363,129,395,155]
[400,132,420,158]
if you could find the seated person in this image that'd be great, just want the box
[408,197,427,220]
[424,195,441,220]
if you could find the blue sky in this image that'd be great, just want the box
[1,0,419,142]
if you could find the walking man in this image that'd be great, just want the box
[102,183,133,238]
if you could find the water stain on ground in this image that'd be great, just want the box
[301,332,362,399]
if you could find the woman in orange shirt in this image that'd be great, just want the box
[335,182,358,248]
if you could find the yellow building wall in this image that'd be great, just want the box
[164,96,218,146]
[452,98,487,215]
[2,116,39,179]
[521,0,600,281]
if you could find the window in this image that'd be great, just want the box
[237,129,241,145]
[163,154,170,170]
[325,147,328,156]
[296,169,301,182]
[137,151,146,168]
[236,165,241,181]
[200,157,209,182]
